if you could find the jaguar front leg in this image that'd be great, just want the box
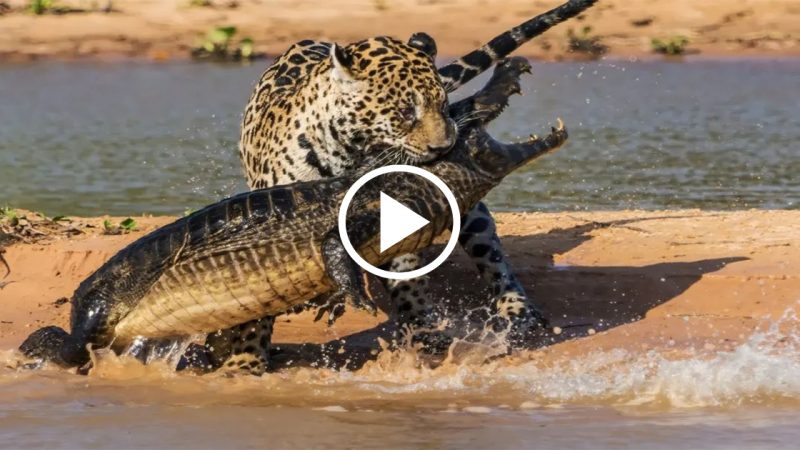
[460,202,548,346]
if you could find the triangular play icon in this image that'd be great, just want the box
[379,192,430,253]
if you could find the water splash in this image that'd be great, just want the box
[3,305,799,411]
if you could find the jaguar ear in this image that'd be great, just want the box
[408,32,437,60]
[331,43,356,83]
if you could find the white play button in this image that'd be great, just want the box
[379,192,429,253]
[338,164,461,280]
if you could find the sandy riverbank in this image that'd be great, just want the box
[0,0,798,62]
[1,210,797,368]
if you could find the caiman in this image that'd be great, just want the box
[20,57,569,370]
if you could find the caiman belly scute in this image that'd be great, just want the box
[114,243,331,341]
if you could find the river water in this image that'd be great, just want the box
[0,59,798,216]
[1,59,799,448]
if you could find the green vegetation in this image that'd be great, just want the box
[28,0,106,15]
[29,0,53,15]
[203,26,237,53]
[1,207,80,245]
[188,0,241,8]
[2,208,69,225]
[1,208,50,244]
[566,26,608,59]
[239,37,254,60]
[651,36,690,56]
[103,217,138,235]
[191,26,262,62]
[1,206,18,223]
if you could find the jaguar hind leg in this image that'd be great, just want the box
[383,254,453,353]
[385,254,434,328]
[215,317,275,376]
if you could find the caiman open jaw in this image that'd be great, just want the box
[493,117,568,175]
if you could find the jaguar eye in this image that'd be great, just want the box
[400,105,416,123]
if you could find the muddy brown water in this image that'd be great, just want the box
[2,307,800,449]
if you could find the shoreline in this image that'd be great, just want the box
[4,52,800,66]
[1,0,798,63]
[1,209,797,368]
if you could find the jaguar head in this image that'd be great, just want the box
[328,35,456,165]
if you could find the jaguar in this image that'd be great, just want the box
[214,0,597,372]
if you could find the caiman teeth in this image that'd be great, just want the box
[551,117,565,133]
[483,99,510,124]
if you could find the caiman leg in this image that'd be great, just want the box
[313,231,377,324]
[19,325,89,368]
[204,231,376,376]
[19,294,113,369]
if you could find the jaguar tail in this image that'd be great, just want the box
[438,0,598,92]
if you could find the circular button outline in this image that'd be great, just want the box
[337,164,461,280]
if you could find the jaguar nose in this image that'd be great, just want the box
[428,142,454,155]
[428,120,457,154]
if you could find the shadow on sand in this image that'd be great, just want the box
[268,215,747,370]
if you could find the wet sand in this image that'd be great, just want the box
[1,209,797,365]
[0,0,799,62]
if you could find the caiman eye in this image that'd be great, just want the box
[400,105,416,123]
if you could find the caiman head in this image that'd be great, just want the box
[454,118,567,181]
[423,56,569,211]
[357,56,570,213]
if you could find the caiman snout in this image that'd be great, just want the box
[478,118,568,178]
